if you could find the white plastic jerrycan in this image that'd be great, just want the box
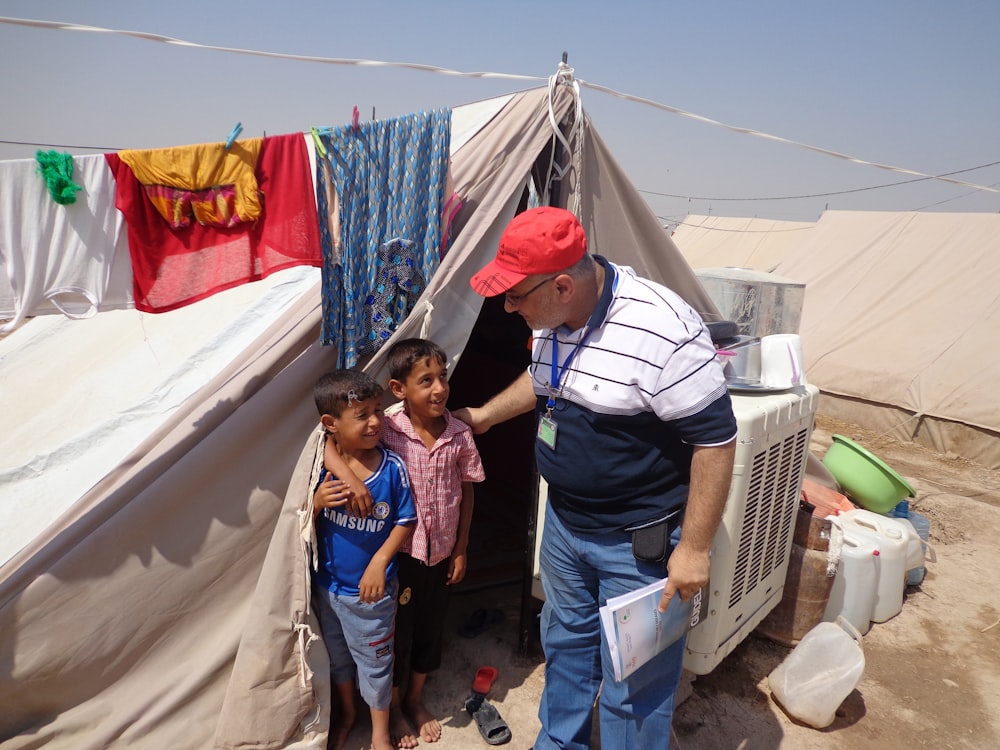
[768,616,866,729]
[837,508,920,622]
[823,532,878,635]
[842,508,925,570]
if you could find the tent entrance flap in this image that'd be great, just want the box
[449,293,537,587]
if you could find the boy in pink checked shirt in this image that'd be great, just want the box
[382,338,486,747]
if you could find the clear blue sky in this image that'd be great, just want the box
[1,0,997,222]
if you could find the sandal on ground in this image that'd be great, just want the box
[472,665,498,695]
[465,695,511,745]
[458,608,504,638]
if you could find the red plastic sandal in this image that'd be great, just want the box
[472,665,498,695]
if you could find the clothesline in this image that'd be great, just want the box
[1,113,455,372]
[0,15,995,194]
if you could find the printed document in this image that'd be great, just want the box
[600,577,709,682]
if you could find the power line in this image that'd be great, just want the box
[640,160,1000,203]
[912,181,1000,212]
[656,215,817,232]
[5,132,995,212]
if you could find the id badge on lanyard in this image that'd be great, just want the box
[537,414,558,450]
[538,328,594,451]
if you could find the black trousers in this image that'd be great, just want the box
[393,553,451,686]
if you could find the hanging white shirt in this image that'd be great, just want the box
[0,153,133,333]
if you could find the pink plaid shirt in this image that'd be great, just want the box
[382,408,486,566]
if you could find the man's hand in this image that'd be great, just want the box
[453,371,536,435]
[658,440,735,612]
[451,406,489,435]
[658,542,712,613]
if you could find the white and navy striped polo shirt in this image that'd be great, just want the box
[529,256,737,533]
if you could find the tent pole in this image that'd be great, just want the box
[518,466,542,656]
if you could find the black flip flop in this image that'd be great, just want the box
[465,695,511,745]
[458,607,504,638]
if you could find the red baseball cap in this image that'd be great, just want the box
[470,206,587,296]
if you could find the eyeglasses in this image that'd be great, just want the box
[505,276,557,306]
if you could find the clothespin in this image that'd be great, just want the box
[225,122,243,150]
[351,106,360,133]
[310,127,328,158]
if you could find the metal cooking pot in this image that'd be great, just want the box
[720,336,761,384]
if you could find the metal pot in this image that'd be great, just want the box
[720,336,761,384]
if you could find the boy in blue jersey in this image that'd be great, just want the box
[314,342,487,749]
[312,370,417,750]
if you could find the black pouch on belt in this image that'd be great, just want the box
[632,523,670,563]
[631,510,683,563]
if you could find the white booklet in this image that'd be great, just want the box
[600,577,710,682]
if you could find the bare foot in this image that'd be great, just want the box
[372,734,396,750]
[328,721,352,750]
[389,706,419,749]
[404,697,442,743]
[330,682,357,750]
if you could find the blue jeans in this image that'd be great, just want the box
[314,579,398,711]
[534,503,685,750]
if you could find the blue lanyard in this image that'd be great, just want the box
[547,327,597,411]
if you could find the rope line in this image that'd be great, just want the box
[0,15,995,194]
[577,78,997,194]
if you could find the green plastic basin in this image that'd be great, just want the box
[821,434,915,513]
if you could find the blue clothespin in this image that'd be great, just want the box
[225,122,243,150]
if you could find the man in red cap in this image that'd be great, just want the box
[458,206,737,750]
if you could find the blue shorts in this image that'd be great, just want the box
[314,579,398,711]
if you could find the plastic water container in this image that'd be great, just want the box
[823,533,878,635]
[837,509,913,622]
[768,616,866,729]
[840,507,924,568]
[891,500,931,585]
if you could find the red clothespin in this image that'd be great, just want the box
[351,106,360,133]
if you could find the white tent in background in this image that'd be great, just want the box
[672,208,1000,470]
[773,209,1000,470]
[672,213,815,272]
[0,84,719,749]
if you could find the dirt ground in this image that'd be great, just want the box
[339,413,1000,750]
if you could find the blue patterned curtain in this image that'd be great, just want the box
[316,109,451,367]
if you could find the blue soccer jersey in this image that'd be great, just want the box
[314,447,417,595]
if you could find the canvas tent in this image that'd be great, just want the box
[671,213,815,273]
[673,209,1000,470]
[0,83,719,749]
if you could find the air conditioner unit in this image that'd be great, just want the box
[530,385,819,676]
[684,384,819,674]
